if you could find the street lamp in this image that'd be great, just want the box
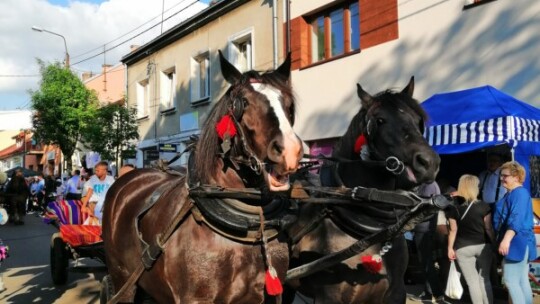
[31,26,70,68]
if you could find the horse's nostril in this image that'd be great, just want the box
[273,141,283,155]
[267,139,284,163]
[415,152,430,168]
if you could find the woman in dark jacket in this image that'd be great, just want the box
[6,170,30,225]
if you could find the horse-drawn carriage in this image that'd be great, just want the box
[43,199,104,285]
[96,51,448,304]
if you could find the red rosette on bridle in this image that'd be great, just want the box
[354,134,367,154]
[215,114,237,140]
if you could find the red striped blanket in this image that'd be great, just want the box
[59,224,102,246]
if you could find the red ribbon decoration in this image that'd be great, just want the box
[354,134,367,154]
[215,114,237,140]
[265,266,283,295]
[360,255,382,274]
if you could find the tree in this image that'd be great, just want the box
[82,103,139,175]
[30,60,98,172]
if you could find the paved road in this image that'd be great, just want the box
[0,213,104,304]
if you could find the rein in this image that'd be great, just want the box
[302,153,406,176]
[285,193,452,281]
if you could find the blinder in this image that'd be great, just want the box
[231,97,245,121]
[419,118,425,134]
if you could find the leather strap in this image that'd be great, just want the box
[107,199,194,304]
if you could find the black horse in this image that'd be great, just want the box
[286,77,441,303]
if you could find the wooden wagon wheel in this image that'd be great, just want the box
[50,232,69,285]
[100,275,115,304]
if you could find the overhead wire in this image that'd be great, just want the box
[71,0,194,60]
[71,0,199,67]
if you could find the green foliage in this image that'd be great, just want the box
[82,103,139,167]
[29,60,98,167]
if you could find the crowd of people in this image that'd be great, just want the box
[0,153,537,303]
[408,154,537,304]
[0,162,136,226]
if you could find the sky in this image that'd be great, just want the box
[0,0,210,110]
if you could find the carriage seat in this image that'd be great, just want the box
[59,224,102,247]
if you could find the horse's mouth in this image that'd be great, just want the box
[405,166,418,184]
[267,169,290,192]
[405,166,437,185]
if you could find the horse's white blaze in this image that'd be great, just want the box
[251,83,294,135]
[252,83,301,180]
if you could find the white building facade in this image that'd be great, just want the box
[288,0,540,152]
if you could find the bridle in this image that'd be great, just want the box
[218,80,274,183]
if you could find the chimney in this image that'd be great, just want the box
[82,71,94,81]
[130,45,140,52]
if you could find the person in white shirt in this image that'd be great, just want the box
[81,161,115,224]
[64,169,82,200]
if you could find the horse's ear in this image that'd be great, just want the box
[357,83,373,108]
[400,76,415,97]
[272,52,291,81]
[219,50,242,84]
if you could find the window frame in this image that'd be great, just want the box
[136,78,150,119]
[228,28,254,72]
[308,0,360,64]
[160,66,176,112]
[190,52,211,105]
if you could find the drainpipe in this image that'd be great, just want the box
[272,0,278,68]
[285,0,291,54]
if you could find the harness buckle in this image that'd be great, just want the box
[385,156,405,175]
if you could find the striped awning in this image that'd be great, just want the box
[425,116,540,149]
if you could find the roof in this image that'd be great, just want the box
[121,0,248,66]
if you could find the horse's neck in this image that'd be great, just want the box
[336,159,396,190]
[206,158,245,188]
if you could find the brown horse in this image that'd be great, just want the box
[101,51,303,303]
[286,78,441,303]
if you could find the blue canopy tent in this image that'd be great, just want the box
[422,85,540,194]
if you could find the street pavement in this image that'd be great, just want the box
[0,213,104,304]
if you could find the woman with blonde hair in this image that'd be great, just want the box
[448,174,495,304]
[493,161,536,304]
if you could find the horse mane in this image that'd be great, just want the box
[334,89,427,159]
[193,69,295,184]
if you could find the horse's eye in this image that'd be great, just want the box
[377,118,384,125]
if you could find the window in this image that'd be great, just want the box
[229,30,253,72]
[190,52,210,103]
[309,1,360,63]
[160,67,176,110]
[136,79,149,118]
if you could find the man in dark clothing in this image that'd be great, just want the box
[408,182,450,304]
[6,170,30,225]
